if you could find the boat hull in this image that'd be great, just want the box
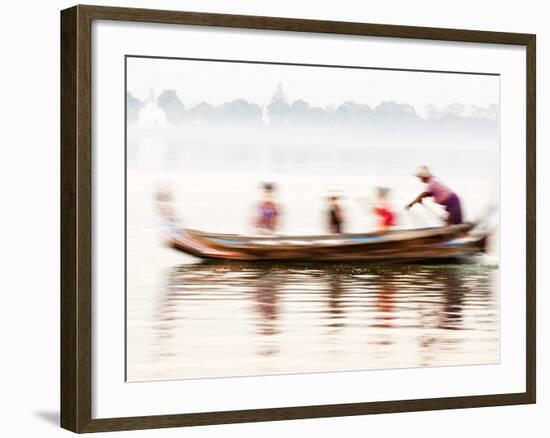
[164,225,488,263]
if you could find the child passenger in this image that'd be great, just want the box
[372,187,395,230]
[255,183,279,234]
[327,195,345,234]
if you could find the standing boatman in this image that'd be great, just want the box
[405,166,463,225]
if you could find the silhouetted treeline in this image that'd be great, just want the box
[127,88,499,132]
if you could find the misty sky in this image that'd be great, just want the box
[127,56,499,116]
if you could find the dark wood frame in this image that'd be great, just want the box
[61,4,536,433]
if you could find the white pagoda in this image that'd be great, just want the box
[137,89,168,129]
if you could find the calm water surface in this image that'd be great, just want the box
[127,259,498,381]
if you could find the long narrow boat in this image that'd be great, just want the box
[162,223,488,262]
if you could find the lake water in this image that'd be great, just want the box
[126,165,500,381]
[128,260,498,381]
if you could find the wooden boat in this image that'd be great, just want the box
[163,223,488,262]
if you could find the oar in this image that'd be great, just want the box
[405,208,425,227]
[420,202,445,223]
[404,201,444,226]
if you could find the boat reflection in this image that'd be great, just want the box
[148,261,498,380]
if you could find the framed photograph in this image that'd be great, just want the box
[60,4,536,433]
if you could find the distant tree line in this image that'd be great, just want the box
[127,86,499,130]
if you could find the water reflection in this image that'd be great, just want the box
[146,262,498,380]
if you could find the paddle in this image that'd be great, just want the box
[420,202,445,223]
[405,208,424,227]
[404,199,444,226]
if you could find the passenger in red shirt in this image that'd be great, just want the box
[372,187,395,230]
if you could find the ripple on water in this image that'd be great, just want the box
[127,260,499,381]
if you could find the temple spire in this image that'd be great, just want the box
[271,83,287,103]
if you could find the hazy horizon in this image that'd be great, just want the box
[127,56,499,118]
